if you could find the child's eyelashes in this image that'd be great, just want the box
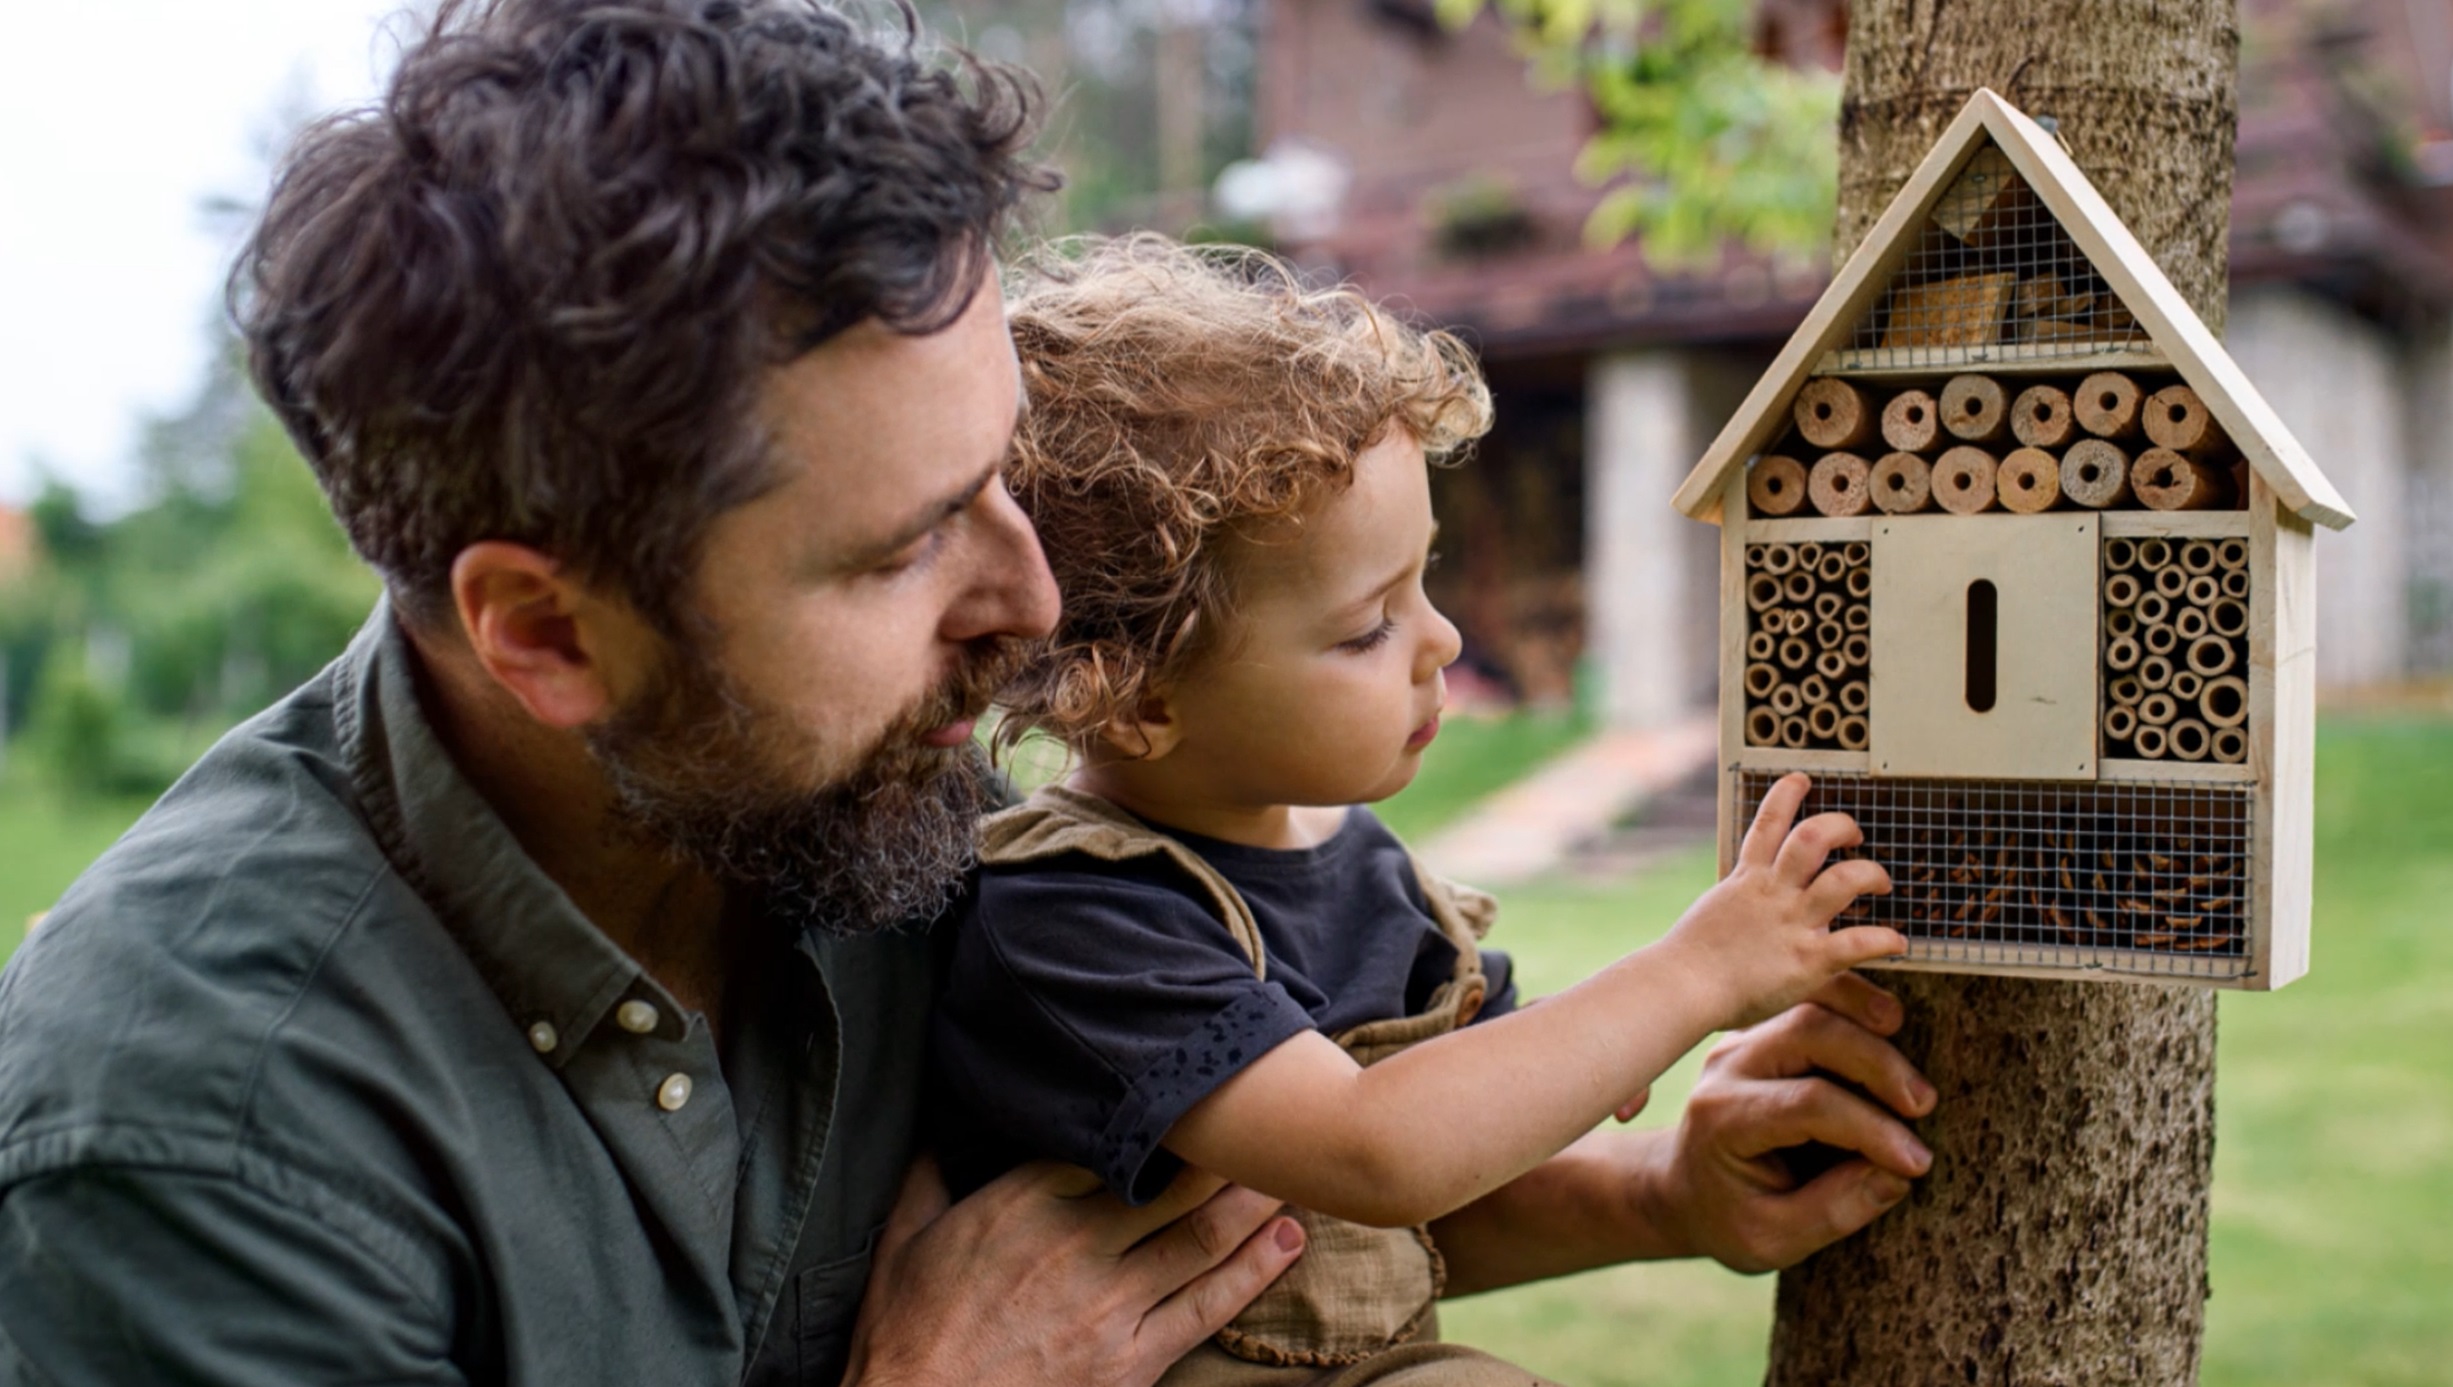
[1338,617,1397,654]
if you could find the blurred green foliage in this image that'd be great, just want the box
[1,344,378,799]
[1440,0,1839,265]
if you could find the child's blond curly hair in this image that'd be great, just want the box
[993,234,1493,756]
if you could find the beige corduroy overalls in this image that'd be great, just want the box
[980,787,1563,1387]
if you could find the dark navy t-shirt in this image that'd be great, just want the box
[927,807,1516,1205]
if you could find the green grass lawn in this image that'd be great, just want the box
[0,716,2446,1383]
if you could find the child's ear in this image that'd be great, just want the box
[1096,688,1184,762]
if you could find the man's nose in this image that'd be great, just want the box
[943,480,1061,644]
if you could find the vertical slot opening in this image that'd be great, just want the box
[1965,579,1998,713]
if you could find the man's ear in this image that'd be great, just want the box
[1095,686,1184,763]
[449,542,634,730]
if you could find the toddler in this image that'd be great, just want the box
[927,235,1899,1386]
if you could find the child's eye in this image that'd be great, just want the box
[1338,618,1397,654]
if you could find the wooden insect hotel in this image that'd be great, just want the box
[1673,90,2354,989]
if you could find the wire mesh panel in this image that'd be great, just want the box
[1735,771,2256,981]
[1825,144,2150,373]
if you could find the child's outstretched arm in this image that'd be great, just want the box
[1164,773,1903,1229]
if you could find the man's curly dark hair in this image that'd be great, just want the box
[231,0,1055,634]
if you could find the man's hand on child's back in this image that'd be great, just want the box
[1661,772,1905,1030]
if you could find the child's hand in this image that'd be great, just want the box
[1661,773,1904,1031]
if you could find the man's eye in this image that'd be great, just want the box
[1338,618,1397,654]
[874,531,945,576]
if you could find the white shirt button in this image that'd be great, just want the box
[616,1000,659,1035]
[527,1021,558,1054]
[656,1073,693,1112]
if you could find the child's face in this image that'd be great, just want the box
[1156,429,1461,809]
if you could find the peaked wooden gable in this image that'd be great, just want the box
[1672,89,2356,532]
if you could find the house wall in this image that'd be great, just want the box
[1586,348,1752,729]
[2226,286,2410,687]
[2406,318,2453,674]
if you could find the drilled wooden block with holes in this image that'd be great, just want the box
[1679,90,2352,989]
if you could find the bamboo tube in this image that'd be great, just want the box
[1785,571,1817,604]
[1840,680,1870,715]
[2074,371,2144,438]
[2104,572,2143,608]
[2222,569,2250,600]
[2134,724,2169,759]
[2138,655,2175,691]
[1815,619,1844,650]
[1808,452,1875,517]
[2060,439,2133,509]
[1800,674,1832,706]
[1845,567,1873,600]
[1816,551,1849,585]
[2186,575,2221,608]
[1747,630,1777,662]
[1843,541,1870,567]
[1747,707,1781,746]
[2136,591,2173,626]
[2010,383,2077,449]
[1744,662,1782,699]
[1869,452,1933,515]
[1880,389,1940,452]
[1784,608,1814,636]
[2109,674,2144,707]
[2174,607,2210,641]
[2152,565,2189,600]
[1998,447,2063,513]
[1745,544,1771,570]
[2212,726,2248,764]
[1932,446,1999,514]
[1772,682,1805,715]
[2105,536,2139,570]
[1747,573,1783,611]
[1845,602,1870,632]
[2180,540,2219,575]
[1813,590,1844,621]
[2134,449,2229,511]
[2106,608,2138,639]
[2105,635,2142,671]
[1762,544,1799,575]
[2170,669,2204,702]
[2143,622,2179,656]
[2137,537,2173,567]
[1940,374,2010,444]
[2104,705,2139,741]
[1838,716,1870,752]
[2140,692,2179,726]
[1842,632,1871,667]
[2143,385,2227,459]
[2168,718,2212,762]
[1779,638,1813,671]
[1780,715,1811,749]
[1747,457,1810,517]
[2217,538,2249,571]
[1816,649,1849,682]
[1795,378,1878,450]
[2211,598,2248,638]
[1796,542,1826,570]
[2201,676,2247,729]
[2187,636,2237,677]
[1808,703,1842,740]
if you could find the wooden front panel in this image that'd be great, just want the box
[1869,514,2100,779]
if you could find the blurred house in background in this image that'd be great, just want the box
[1240,0,2453,724]
[0,506,35,588]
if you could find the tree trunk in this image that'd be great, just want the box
[1766,5,2239,1384]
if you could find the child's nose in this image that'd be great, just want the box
[1419,606,1463,680]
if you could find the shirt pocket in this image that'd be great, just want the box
[793,1231,880,1386]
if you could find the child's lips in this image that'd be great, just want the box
[920,717,977,749]
[1406,713,1441,750]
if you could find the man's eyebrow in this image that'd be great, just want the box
[842,392,1028,570]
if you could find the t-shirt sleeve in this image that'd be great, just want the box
[930,857,1317,1206]
[1476,947,1520,1021]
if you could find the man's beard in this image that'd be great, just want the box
[585,634,1021,939]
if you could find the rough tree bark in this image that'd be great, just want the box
[1765,5,2239,1384]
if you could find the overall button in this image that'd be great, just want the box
[527,1021,559,1054]
[657,1073,693,1112]
[616,1000,659,1035]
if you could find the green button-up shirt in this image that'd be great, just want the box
[0,607,938,1384]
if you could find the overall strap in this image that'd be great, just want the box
[978,785,1269,980]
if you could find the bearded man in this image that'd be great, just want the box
[0,2,1936,1383]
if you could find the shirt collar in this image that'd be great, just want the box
[332,599,678,1070]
